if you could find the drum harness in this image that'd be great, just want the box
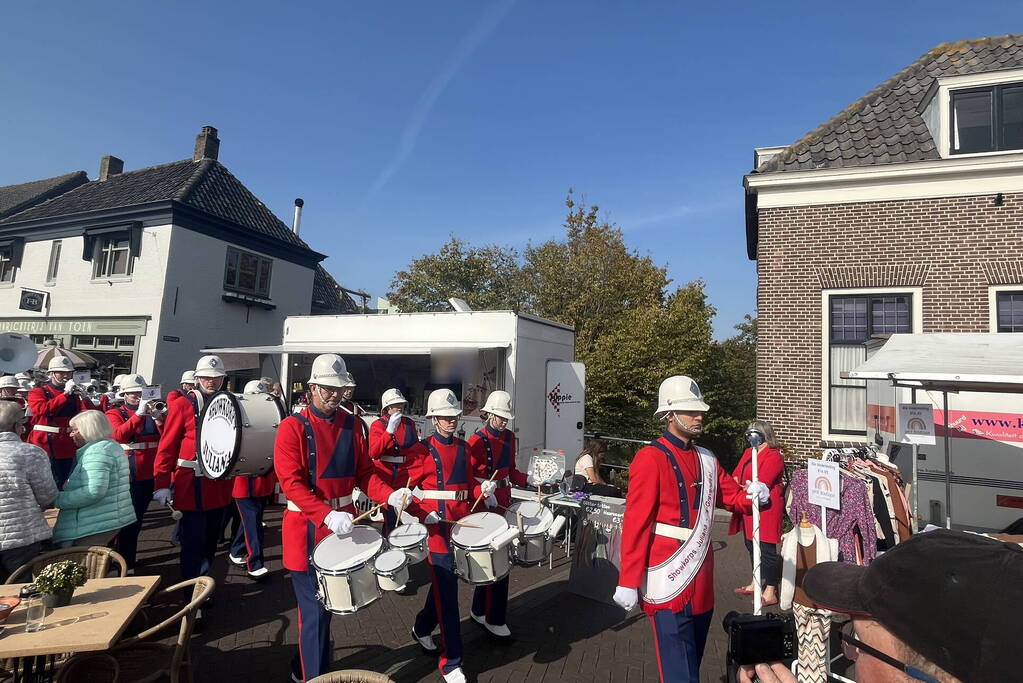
[286,413,353,514]
[473,429,512,489]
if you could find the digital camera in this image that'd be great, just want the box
[722,611,797,666]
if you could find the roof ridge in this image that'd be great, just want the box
[174,158,214,202]
[198,161,309,244]
[1,170,91,221]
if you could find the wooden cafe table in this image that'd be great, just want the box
[0,575,160,683]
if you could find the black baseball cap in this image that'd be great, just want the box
[802,529,1023,682]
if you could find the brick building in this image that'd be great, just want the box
[744,35,1023,458]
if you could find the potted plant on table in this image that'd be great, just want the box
[35,560,87,608]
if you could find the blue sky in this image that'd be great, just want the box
[2,2,1019,337]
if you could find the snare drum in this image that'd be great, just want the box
[310,525,383,614]
[387,523,428,564]
[450,512,512,585]
[372,549,409,591]
[505,500,555,566]
[198,391,286,479]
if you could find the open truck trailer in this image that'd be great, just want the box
[205,310,585,474]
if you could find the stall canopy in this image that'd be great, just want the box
[846,333,1023,394]
[202,341,509,356]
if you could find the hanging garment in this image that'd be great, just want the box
[780,524,839,610]
[788,469,877,564]
[792,604,831,683]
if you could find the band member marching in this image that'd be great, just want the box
[106,374,164,573]
[228,380,277,580]
[274,354,410,683]
[466,390,546,638]
[405,388,497,683]
[614,376,768,682]
[27,356,98,488]
[153,356,234,594]
[369,388,426,532]
[167,370,196,403]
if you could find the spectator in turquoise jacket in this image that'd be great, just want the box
[53,410,135,548]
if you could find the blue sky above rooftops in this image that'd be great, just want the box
[1,1,1019,337]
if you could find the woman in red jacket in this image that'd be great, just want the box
[729,420,785,606]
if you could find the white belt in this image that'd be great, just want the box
[474,476,510,488]
[418,489,468,501]
[33,425,63,434]
[122,442,158,451]
[177,459,200,470]
[286,495,354,513]
[654,522,693,542]
[379,456,405,464]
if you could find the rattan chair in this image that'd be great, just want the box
[306,671,395,683]
[4,546,128,584]
[58,576,214,683]
[55,652,119,682]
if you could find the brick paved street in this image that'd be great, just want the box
[134,504,822,683]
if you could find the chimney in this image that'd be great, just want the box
[293,198,304,236]
[99,155,124,181]
[193,126,220,161]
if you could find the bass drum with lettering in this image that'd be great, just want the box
[198,391,286,479]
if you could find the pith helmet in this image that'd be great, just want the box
[381,388,407,410]
[654,375,710,416]
[244,380,267,394]
[195,355,226,378]
[426,388,461,417]
[0,375,20,390]
[481,390,514,419]
[180,370,196,385]
[119,374,148,393]
[47,356,75,372]
[112,374,126,388]
[341,372,357,389]
[307,354,348,388]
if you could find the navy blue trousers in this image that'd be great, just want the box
[179,507,226,580]
[50,458,74,490]
[117,479,154,569]
[291,568,332,682]
[472,575,509,626]
[648,605,713,683]
[230,497,266,571]
[414,552,462,674]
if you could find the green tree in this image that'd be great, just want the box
[699,315,758,469]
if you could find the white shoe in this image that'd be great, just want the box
[471,611,511,637]
[441,667,466,683]
[247,566,269,579]
[412,626,438,652]
[228,554,246,566]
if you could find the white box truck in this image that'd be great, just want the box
[206,310,584,474]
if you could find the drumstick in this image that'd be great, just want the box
[396,476,412,522]
[470,470,500,513]
[439,519,481,528]
[352,501,385,524]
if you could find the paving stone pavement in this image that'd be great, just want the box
[133,503,845,682]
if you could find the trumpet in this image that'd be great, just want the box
[146,400,168,417]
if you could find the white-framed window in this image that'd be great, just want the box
[92,237,133,278]
[989,285,1023,332]
[821,287,922,439]
[46,240,62,283]
[926,69,1023,159]
[0,249,16,283]
[224,247,272,298]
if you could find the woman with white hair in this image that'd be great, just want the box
[52,410,136,548]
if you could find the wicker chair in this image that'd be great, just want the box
[306,671,395,683]
[58,576,214,683]
[4,546,128,584]
[55,652,119,682]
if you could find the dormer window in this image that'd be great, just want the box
[951,83,1023,154]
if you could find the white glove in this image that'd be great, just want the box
[386,412,402,434]
[480,480,497,498]
[64,379,77,395]
[388,487,412,510]
[153,488,172,505]
[485,493,498,509]
[526,473,536,486]
[424,511,441,525]
[135,399,149,417]
[324,510,354,536]
[613,586,639,611]
[746,481,770,505]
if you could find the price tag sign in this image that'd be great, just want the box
[73,372,91,385]
[141,385,162,400]
[808,458,841,510]
[897,403,936,445]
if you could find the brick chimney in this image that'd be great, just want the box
[193,126,220,161]
[98,155,124,181]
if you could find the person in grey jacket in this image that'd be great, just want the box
[0,400,58,581]
[53,410,136,548]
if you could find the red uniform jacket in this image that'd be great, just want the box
[153,390,233,511]
[98,394,111,412]
[467,425,528,508]
[274,405,395,572]
[233,470,278,499]
[406,432,485,555]
[728,446,785,544]
[619,431,752,615]
[166,389,186,404]
[106,405,161,481]
[368,414,427,488]
[27,383,96,460]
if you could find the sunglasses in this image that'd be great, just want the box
[839,622,941,683]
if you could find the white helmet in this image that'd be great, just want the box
[426,388,461,418]
[194,355,226,378]
[381,388,407,410]
[47,355,75,373]
[307,354,348,388]
[119,374,148,393]
[180,370,196,385]
[112,374,126,389]
[0,375,20,390]
[654,375,710,416]
[341,372,357,389]
[481,390,514,419]
[15,373,30,383]
[243,380,267,394]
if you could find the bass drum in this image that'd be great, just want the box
[198,391,286,479]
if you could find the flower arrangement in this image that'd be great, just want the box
[35,560,87,595]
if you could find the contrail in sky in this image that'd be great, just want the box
[364,0,515,200]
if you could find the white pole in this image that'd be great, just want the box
[751,444,762,615]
